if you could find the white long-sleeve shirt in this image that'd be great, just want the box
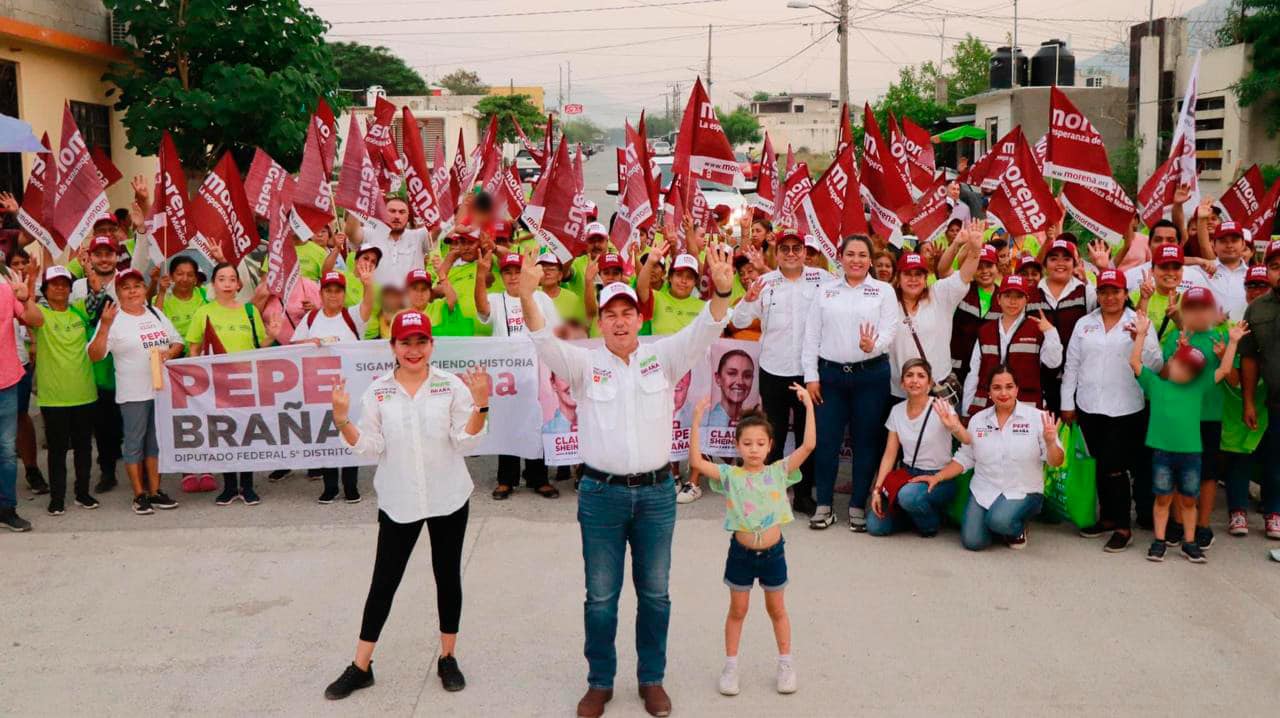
[1060,308,1164,416]
[362,226,433,289]
[961,315,1063,414]
[955,402,1060,509]
[343,369,485,523]
[888,272,969,398]
[801,275,898,383]
[479,292,560,337]
[730,267,833,377]
[530,303,728,475]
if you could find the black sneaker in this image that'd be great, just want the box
[47,500,65,516]
[1103,531,1133,553]
[345,492,362,505]
[26,469,49,495]
[1181,541,1207,563]
[324,662,374,700]
[1166,522,1183,545]
[318,488,338,505]
[75,495,100,510]
[1146,540,1166,562]
[437,655,466,692]
[215,487,239,506]
[240,488,261,506]
[1195,526,1214,550]
[132,495,154,515]
[1078,522,1109,539]
[268,469,290,483]
[150,491,178,510]
[95,477,118,494]
[791,494,818,517]
[0,508,32,532]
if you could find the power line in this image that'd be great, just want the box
[328,0,728,25]
[730,26,838,81]
[327,19,819,38]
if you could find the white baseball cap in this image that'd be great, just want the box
[585,222,609,239]
[803,234,822,251]
[597,282,639,310]
[672,254,700,274]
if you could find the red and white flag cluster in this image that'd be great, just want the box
[672,77,742,189]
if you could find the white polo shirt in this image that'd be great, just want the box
[889,272,969,397]
[730,267,833,377]
[954,401,1060,509]
[1061,308,1164,416]
[801,275,899,383]
[362,225,432,289]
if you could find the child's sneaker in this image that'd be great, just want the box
[1181,541,1207,563]
[676,482,702,504]
[1228,511,1248,536]
[1265,513,1280,540]
[1146,540,1167,562]
[718,660,740,696]
[776,657,797,694]
[1194,526,1214,550]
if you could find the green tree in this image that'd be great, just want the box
[438,68,487,95]
[103,0,341,172]
[562,118,606,145]
[716,106,762,146]
[946,35,994,110]
[474,94,546,144]
[1110,138,1142,199]
[1234,1,1280,136]
[752,90,771,101]
[642,114,676,139]
[330,42,428,96]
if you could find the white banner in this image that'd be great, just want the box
[157,338,542,473]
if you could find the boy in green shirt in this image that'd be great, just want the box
[1131,310,1245,563]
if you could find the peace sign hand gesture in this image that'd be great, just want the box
[331,376,351,421]
[858,322,878,353]
[1035,309,1052,333]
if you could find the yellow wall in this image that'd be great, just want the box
[486,85,545,112]
[0,37,154,209]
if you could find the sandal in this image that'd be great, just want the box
[535,484,560,499]
[492,485,514,500]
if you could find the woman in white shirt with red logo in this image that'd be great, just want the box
[918,365,1065,550]
[323,310,491,700]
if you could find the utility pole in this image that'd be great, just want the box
[705,24,713,101]
[939,15,945,65]
[558,65,563,110]
[1012,0,1019,88]
[567,62,572,104]
[838,0,848,110]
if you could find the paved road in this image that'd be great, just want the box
[5,456,1280,716]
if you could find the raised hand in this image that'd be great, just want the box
[131,174,150,203]
[858,322,878,353]
[744,244,767,273]
[1228,320,1251,344]
[462,366,492,406]
[933,397,963,432]
[646,239,670,266]
[1132,311,1151,337]
[100,300,119,326]
[331,376,351,421]
[518,245,543,296]
[8,270,27,302]
[0,191,19,213]
[1035,309,1052,333]
[157,272,172,295]
[706,242,734,294]
[1173,183,1191,205]
[791,382,812,408]
[476,246,493,275]
[265,313,284,340]
[743,277,765,303]
[1040,410,1059,441]
[1139,271,1154,302]
[356,260,374,286]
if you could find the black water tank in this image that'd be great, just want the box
[989,46,1029,89]
[1031,39,1075,86]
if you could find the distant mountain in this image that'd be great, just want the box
[1076,0,1234,82]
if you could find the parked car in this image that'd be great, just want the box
[606,156,750,236]
[735,151,758,182]
[514,150,542,183]
[650,139,672,156]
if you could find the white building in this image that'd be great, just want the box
[337,94,483,166]
[749,92,842,155]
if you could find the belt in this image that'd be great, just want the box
[582,465,666,487]
[819,355,888,373]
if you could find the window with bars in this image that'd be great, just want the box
[390,116,446,158]
[69,101,111,158]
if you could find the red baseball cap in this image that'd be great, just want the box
[1246,265,1270,286]
[1096,269,1126,291]
[978,244,998,264]
[115,268,145,286]
[391,310,432,341]
[320,271,346,289]
[598,253,625,272]
[1214,221,1246,241]
[499,253,523,270]
[713,204,731,220]
[404,268,432,287]
[1171,344,1207,375]
[1181,285,1215,309]
[490,220,514,240]
[88,234,118,253]
[598,282,639,310]
[1266,241,1280,264]
[1045,239,1078,259]
[775,229,804,246]
[1016,253,1042,271]
[1154,243,1184,267]
[998,274,1029,296]
[897,252,927,273]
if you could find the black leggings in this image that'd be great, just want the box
[44,404,94,501]
[359,502,469,642]
[1077,409,1152,529]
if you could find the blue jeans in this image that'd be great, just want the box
[577,475,676,690]
[866,466,957,536]
[960,492,1044,551]
[1151,450,1201,498]
[0,384,18,510]
[814,357,891,509]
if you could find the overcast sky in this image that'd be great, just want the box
[308,0,1218,126]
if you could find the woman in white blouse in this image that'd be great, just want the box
[919,365,1064,550]
[322,310,491,701]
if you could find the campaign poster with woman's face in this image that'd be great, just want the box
[540,363,581,466]
[700,340,762,457]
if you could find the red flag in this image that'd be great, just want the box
[190,151,259,266]
[147,131,194,259]
[89,145,122,188]
[611,121,655,254]
[886,112,918,199]
[449,130,468,208]
[1246,180,1280,245]
[1032,133,1048,173]
[199,317,228,356]
[1046,87,1115,191]
[1220,165,1266,224]
[798,142,861,263]
[522,140,588,261]
[777,158,812,230]
[968,127,1023,192]
[513,114,546,167]
[243,148,288,221]
[313,98,338,175]
[985,135,1063,236]
[365,96,400,192]
[1061,180,1136,245]
[1137,138,1183,228]
[750,132,778,217]
[289,106,337,239]
[266,174,300,302]
[543,114,555,169]
[400,107,444,231]
[672,77,742,189]
[689,183,715,233]
[663,174,688,248]
[16,132,59,255]
[430,136,455,220]
[494,166,527,221]
[906,173,953,244]
[858,105,913,241]
[835,103,853,157]
[636,112,660,223]
[52,104,110,252]
[471,115,501,192]
[335,112,389,227]
[901,117,936,195]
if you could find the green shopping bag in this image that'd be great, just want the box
[946,470,973,526]
[1042,423,1097,528]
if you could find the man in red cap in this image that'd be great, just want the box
[515,243,737,718]
[71,234,126,492]
[1201,220,1250,320]
[946,242,1001,388]
[963,274,1063,417]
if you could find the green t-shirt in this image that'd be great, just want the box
[1220,357,1268,453]
[33,304,97,407]
[71,298,115,391]
[543,287,585,326]
[260,240,328,282]
[160,287,209,342]
[651,290,705,335]
[709,461,803,533]
[1138,367,1213,453]
[565,254,595,301]
[1161,328,1225,422]
[437,261,486,337]
[184,302,267,354]
[977,285,994,316]
[1131,290,1180,340]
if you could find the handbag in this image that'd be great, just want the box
[900,302,962,408]
[878,403,934,509]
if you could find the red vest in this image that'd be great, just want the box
[1039,282,1089,350]
[967,317,1044,415]
[950,283,995,377]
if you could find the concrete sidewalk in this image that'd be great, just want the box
[4,460,1280,716]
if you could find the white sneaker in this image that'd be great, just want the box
[718,661,740,696]
[776,659,797,694]
[676,482,702,504]
[848,507,867,533]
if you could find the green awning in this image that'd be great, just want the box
[934,125,987,142]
